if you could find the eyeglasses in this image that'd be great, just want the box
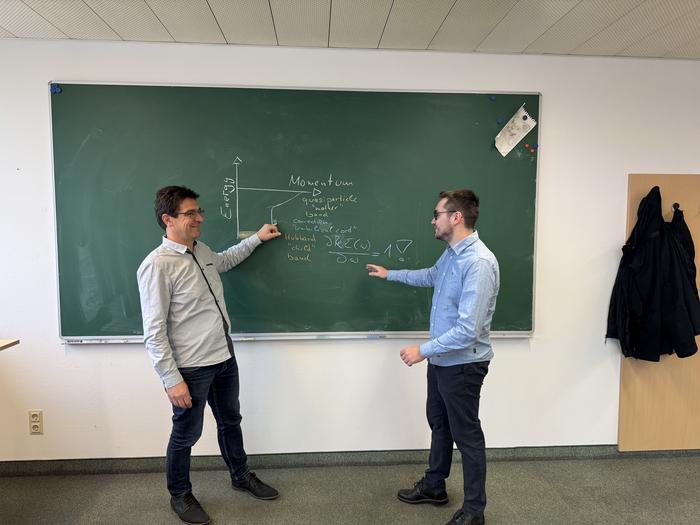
[432,209,456,220]
[173,208,205,219]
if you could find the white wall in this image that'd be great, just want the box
[1,39,699,461]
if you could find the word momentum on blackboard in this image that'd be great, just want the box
[218,156,413,266]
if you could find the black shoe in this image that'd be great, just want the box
[444,509,485,525]
[397,478,448,505]
[170,492,210,525]
[232,471,280,500]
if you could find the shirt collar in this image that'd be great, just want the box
[449,230,479,254]
[161,236,196,254]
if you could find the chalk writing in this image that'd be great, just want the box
[220,154,414,266]
[219,177,236,220]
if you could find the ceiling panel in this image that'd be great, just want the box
[23,0,120,40]
[84,0,172,42]
[0,0,65,39]
[0,0,699,60]
[208,0,276,45]
[621,4,700,57]
[478,0,580,53]
[666,10,700,59]
[380,0,456,50]
[330,0,392,49]
[667,34,700,58]
[573,0,700,56]
[146,0,225,43]
[270,0,330,47]
[430,0,519,52]
[526,0,644,54]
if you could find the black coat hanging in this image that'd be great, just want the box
[606,186,700,361]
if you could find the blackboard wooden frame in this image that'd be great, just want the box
[50,81,540,342]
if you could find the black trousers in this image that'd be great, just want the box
[424,361,490,515]
[166,357,249,496]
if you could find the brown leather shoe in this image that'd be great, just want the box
[397,478,448,505]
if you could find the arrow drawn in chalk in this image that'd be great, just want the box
[227,156,322,233]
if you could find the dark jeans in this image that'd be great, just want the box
[166,357,249,496]
[424,361,490,515]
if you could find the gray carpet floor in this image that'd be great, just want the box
[1,457,699,524]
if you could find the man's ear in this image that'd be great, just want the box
[162,213,173,228]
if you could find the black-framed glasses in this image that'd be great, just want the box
[432,209,456,220]
[173,208,205,219]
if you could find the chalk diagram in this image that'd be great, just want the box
[219,156,414,264]
[220,156,322,238]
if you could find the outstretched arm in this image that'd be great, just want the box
[215,223,282,272]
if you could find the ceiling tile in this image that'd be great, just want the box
[665,9,700,59]
[145,0,225,43]
[208,0,276,45]
[380,0,456,50]
[83,0,172,42]
[270,0,330,47]
[0,0,698,61]
[478,0,580,53]
[0,0,66,39]
[330,0,392,48]
[621,5,700,57]
[666,37,700,59]
[23,0,120,40]
[573,0,700,56]
[430,0,518,52]
[526,0,643,54]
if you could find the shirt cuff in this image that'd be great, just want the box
[162,369,184,389]
[420,341,436,359]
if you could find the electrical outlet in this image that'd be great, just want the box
[29,410,43,435]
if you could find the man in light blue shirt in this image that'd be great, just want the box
[367,189,499,525]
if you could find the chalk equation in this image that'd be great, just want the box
[220,155,414,266]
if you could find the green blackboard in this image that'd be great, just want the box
[51,84,538,338]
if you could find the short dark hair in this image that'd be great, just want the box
[439,189,479,229]
[154,185,199,230]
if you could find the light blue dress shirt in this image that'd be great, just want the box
[387,231,500,366]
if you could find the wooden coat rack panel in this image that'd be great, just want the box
[618,174,700,451]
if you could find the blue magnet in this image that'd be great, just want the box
[496,118,504,125]
[50,83,62,94]
[489,95,496,101]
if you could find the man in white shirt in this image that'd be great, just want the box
[137,185,282,525]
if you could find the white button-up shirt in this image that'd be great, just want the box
[137,235,261,387]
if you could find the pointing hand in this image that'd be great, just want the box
[257,223,282,242]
